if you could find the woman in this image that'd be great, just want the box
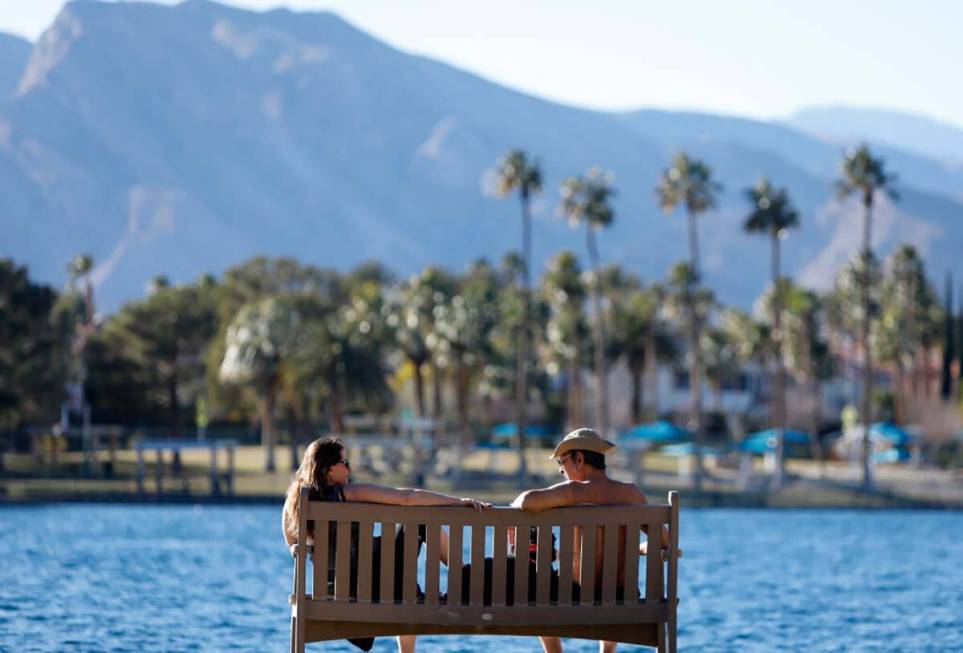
[282,436,489,653]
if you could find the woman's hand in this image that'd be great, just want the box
[459,497,491,511]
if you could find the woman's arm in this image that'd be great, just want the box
[344,483,489,510]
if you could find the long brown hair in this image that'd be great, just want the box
[282,436,345,542]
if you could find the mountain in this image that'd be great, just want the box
[788,106,963,167]
[0,32,31,99]
[2,0,962,312]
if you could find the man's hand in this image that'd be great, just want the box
[459,497,491,511]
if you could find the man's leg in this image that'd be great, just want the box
[397,635,416,653]
[539,636,563,653]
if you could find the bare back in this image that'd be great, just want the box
[569,477,648,588]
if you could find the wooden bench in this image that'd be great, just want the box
[290,490,679,652]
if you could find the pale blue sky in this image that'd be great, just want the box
[3,0,963,128]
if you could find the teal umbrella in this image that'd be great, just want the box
[618,420,692,443]
[739,429,811,454]
[870,422,914,446]
[491,423,552,439]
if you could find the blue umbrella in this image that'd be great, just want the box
[870,422,914,446]
[618,420,692,443]
[739,429,811,454]
[491,422,552,439]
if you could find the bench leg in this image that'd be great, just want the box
[657,622,666,653]
[291,614,305,653]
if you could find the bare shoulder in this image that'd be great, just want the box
[592,477,648,504]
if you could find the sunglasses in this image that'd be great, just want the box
[338,459,351,469]
[555,454,571,468]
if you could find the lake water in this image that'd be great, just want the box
[1,505,960,653]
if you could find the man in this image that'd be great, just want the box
[511,428,671,653]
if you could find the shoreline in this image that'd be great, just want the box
[2,488,960,510]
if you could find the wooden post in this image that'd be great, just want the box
[136,445,145,494]
[667,491,680,653]
[154,449,163,494]
[226,445,235,495]
[210,443,220,497]
[293,487,308,653]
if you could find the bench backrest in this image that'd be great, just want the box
[292,490,679,627]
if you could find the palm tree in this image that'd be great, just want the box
[542,251,589,430]
[219,297,301,472]
[783,284,836,470]
[878,245,939,421]
[559,169,616,434]
[610,287,678,423]
[835,144,898,491]
[743,178,800,487]
[655,153,721,490]
[495,150,542,485]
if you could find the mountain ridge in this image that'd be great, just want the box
[2,0,961,312]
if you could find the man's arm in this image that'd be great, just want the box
[512,481,598,511]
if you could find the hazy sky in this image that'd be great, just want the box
[3,0,963,128]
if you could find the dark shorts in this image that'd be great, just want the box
[457,558,637,605]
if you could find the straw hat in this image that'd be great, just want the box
[549,428,616,459]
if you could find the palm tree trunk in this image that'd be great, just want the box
[431,359,444,422]
[262,375,277,472]
[860,193,875,492]
[630,365,643,425]
[686,210,705,490]
[586,226,609,434]
[412,359,426,418]
[771,232,786,488]
[645,324,658,420]
[515,191,531,486]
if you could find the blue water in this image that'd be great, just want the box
[1,505,961,653]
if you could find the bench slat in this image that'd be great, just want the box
[357,521,373,602]
[306,503,670,527]
[579,526,597,604]
[380,522,396,603]
[535,525,553,605]
[301,599,669,626]
[513,523,529,606]
[447,523,463,605]
[425,523,440,605]
[623,523,640,604]
[492,525,508,606]
[601,524,619,605]
[313,520,329,601]
[335,522,352,601]
[403,521,419,604]
[470,525,486,605]
[645,521,663,602]
[557,524,574,605]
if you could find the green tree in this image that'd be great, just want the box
[877,245,940,419]
[610,285,678,423]
[495,150,543,484]
[0,260,66,433]
[559,168,616,434]
[783,285,837,466]
[542,251,589,430]
[655,153,720,490]
[835,144,898,490]
[218,296,302,471]
[743,178,800,487]
[110,279,218,435]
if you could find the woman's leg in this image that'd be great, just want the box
[397,635,417,653]
[599,640,617,653]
